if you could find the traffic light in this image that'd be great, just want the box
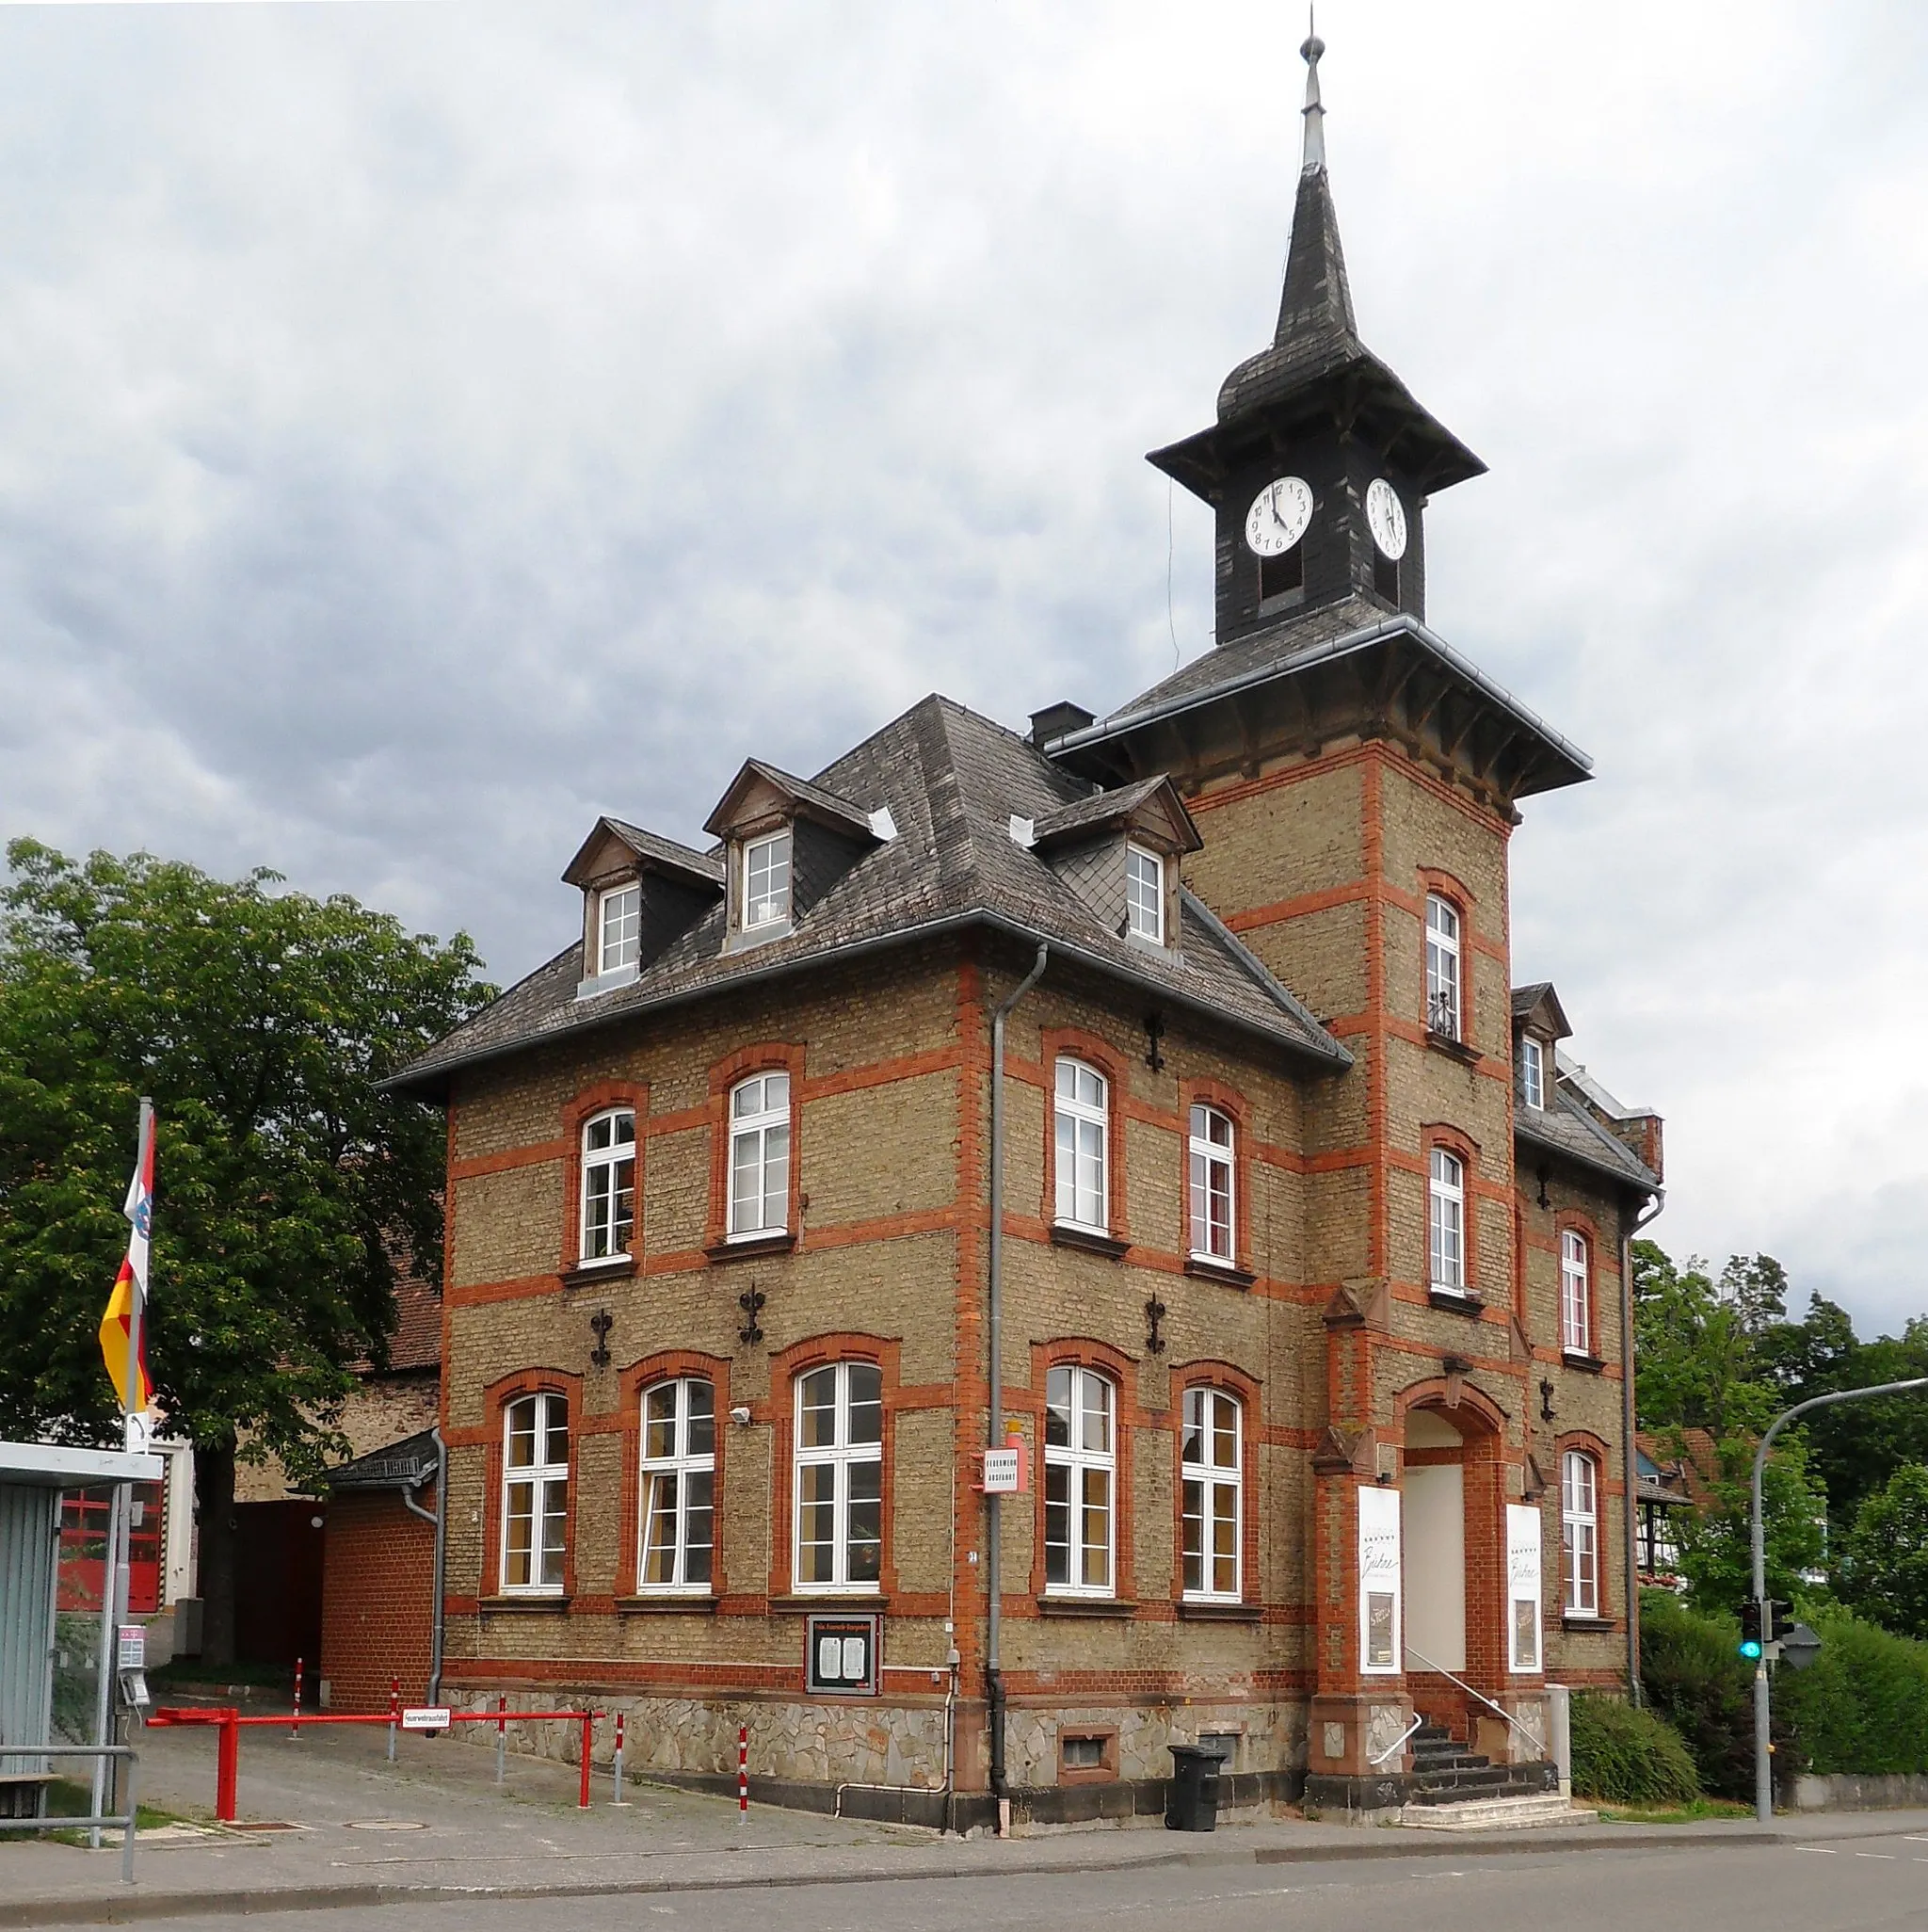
[1763,1600,1793,1646]
[1739,1599,1763,1660]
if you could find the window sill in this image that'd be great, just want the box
[1177,1599,1261,1621]
[479,1595,570,1615]
[616,1593,720,1615]
[705,1232,795,1263]
[725,920,794,954]
[1561,1613,1616,1632]
[1427,1288,1486,1316]
[1037,1596,1136,1618]
[1425,1029,1482,1067]
[1562,1350,1605,1375]
[1050,1224,1130,1262]
[767,1592,885,1611]
[574,962,640,1002]
[560,1255,636,1289]
[1184,1255,1255,1289]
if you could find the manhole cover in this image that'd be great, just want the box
[343,1820,428,1831]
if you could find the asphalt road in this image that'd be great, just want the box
[141,1827,1928,1932]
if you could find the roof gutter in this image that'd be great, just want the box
[384,907,1352,1098]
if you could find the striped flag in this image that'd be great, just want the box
[99,1104,155,1414]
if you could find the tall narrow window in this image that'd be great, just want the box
[728,1072,791,1238]
[599,883,641,974]
[1428,1147,1466,1296]
[1044,1364,1115,1596]
[580,1109,636,1261]
[1520,1036,1545,1110]
[1188,1104,1235,1263]
[1054,1058,1109,1232]
[1562,1450,1599,1615]
[742,829,793,930]
[501,1393,569,1595]
[1561,1230,1591,1356]
[794,1361,883,1592]
[1425,894,1461,1040]
[1125,845,1165,943]
[1181,1387,1242,1602]
[638,1377,715,1593]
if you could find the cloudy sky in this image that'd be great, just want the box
[2,1,1924,1333]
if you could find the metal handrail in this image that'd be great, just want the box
[0,1742,138,1883]
[1366,1714,1425,1767]
[1403,1647,1547,1760]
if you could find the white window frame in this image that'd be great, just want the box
[1425,894,1461,1040]
[579,1108,636,1262]
[637,1377,715,1594]
[1043,1363,1115,1598]
[793,1361,884,1595]
[598,882,642,975]
[1187,1103,1235,1264]
[742,829,793,930]
[1181,1386,1242,1602]
[1562,1449,1599,1616]
[1124,844,1165,944]
[500,1392,569,1596]
[727,1071,791,1239]
[1520,1035,1545,1110]
[1561,1230,1591,1356]
[1428,1146,1467,1296]
[1053,1058,1109,1232]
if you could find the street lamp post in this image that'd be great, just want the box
[1750,1377,1928,1823]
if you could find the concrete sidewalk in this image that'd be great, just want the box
[4,1721,1916,1928]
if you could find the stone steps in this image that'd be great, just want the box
[1397,1793,1598,1832]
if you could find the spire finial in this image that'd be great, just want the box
[1300,10,1326,174]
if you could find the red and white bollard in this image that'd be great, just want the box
[611,1710,628,1806]
[737,1723,748,1821]
[495,1694,508,1785]
[387,1677,400,1762]
[291,1656,303,1738]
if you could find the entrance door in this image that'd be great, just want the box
[1404,1410,1467,1674]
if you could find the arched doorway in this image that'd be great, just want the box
[1403,1409,1466,1673]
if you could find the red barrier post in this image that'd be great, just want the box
[737,1723,748,1820]
[612,1711,626,1806]
[217,1711,240,1823]
[291,1656,303,1738]
[387,1677,399,1763]
[578,1712,593,1810]
[495,1694,507,1784]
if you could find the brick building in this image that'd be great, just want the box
[386,38,1662,1827]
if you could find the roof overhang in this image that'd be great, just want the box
[0,1441,165,1489]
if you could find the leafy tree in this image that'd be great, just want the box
[0,840,490,1662]
[1838,1464,1928,1640]
[1632,1242,1779,1439]
[1663,1423,1829,1616]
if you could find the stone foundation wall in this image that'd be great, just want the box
[1004,1699,1307,1787]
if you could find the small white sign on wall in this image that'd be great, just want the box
[1506,1503,1543,1674]
[1358,1485,1402,1675]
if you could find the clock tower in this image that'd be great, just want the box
[1149,31,1484,647]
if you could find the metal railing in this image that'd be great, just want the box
[1366,1713,1425,1767]
[0,1742,138,1883]
[1403,1647,1547,1760]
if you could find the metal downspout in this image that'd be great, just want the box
[400,1425,448,1709]
[987,943,1047,1820]
[1623,1191,1663,1706]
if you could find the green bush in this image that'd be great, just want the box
[1638,1590,1764,1800]
[1568,1694,1700,1806]
[1778,1610,1928,1775]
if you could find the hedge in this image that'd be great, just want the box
[1568,1694,1700,1806]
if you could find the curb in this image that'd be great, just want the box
[0,1827,1779,1926]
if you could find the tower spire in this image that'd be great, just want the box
[1273,17,1354,348]
[1300,13,1326,173]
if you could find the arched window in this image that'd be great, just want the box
[1562,1449,1599,1615]
[1181,1387,1242,1602]
[728,1072,791,1238]
[501,1392,569,1595]
[1188,1104,1235,1263]
[638,1377,715,1593]
[1425,894,1461,1040]
[1428,1147,1466,1296]
[1054,1058,1108,1232]
[580,1109,635,1261]
[1044,1364,1114,1596]
[1561,1231,1591,1356]
[794,1361,883,1592]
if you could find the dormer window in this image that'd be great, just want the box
[743,829,793,931]
[1125,845,1165,944]
[598,883,641,975]
[1520,1036,1545,1111]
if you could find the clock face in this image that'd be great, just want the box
[1245,476,1314,558]
[1365,477,1408,561]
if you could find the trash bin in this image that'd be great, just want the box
[1165,1742,1226,1831]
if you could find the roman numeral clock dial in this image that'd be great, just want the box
[1245,475,1313,556]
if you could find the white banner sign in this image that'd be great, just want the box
[401,1707,453,1731]
[1506,1504,1542,1674]
[1358,1485,1402,1675]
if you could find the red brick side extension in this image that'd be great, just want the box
[319,1489,434,1715]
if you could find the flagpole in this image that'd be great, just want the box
[122,1099,153,1455]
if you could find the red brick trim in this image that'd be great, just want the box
[1170,1360,1262,1607]
[614,1350,733,1601]
[1175,1080,1253,1274]
[559,1082,647,1272]
[763,1332,902,1602]
[1026,1336,1140,1604]
[1394,1375,1508,1441]
[705,1043,807,1253]
[478,1368,584,1602]
[1553,1431,1615,1622]
[1039,1027,1133,1247]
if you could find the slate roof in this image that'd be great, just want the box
[1516,1087,1657,1194]
[326,1428,439,1492]
[392,696,1350,1093]
[1031,774,1196,850]
[601,819,725,885]
[703,759,876,841]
